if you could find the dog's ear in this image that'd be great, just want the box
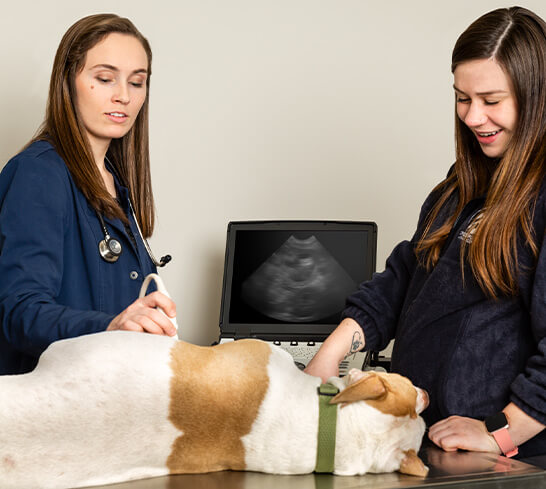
[330,372,386,406]
[398,449,428,477]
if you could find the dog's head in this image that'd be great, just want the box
[332,369,429,418]
[328,369,429,477]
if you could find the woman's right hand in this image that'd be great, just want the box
[107,291,177,336]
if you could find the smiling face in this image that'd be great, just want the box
[453,58,518,158]
[74,32,149,161]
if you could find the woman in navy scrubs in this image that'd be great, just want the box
[0,14,176,375]
[307,7,546,459]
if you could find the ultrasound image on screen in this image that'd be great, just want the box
[241,235,356,322]
[229,230,368,325]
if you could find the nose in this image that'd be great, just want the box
[462,101,487,128]
[113,82,130,105]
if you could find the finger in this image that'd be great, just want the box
[428,430,461,451]
[146,308,177,336]
[430,415,460,431]
[429,423,454,439]
[118,320,145,333]
[428,427,451,446]
[141,291,177,318]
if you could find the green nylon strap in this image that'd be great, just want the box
[315,382,339,473]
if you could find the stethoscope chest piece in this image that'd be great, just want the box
[99,235,122,263]
[97,212,123,263]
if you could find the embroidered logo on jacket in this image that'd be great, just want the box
[458,211,484,244]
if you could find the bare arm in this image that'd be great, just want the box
[304,318,365,382]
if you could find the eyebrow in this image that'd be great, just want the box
[453,85,508,96]
[91,63,148,75]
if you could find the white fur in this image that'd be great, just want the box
[0,331,181,489]
[329,376,426,475]
[242,346,321,473]
[1,333,426,488]
[243,347,426,476]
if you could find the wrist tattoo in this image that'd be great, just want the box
[345,331,363,358]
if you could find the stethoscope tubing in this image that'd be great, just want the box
[98,156,171,267]
[97,205,171,267]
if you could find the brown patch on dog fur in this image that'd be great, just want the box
[399,449,428,477]
[167,339,271,473]
[331,372,418,418]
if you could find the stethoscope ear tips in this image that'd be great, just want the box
[158,254,172,267]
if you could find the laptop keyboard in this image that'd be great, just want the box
[272,341,369,376]
[275,341,321,360]
[218,338,376,376]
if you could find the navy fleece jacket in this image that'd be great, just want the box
[342,177,546,457]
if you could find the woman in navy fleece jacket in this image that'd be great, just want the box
[307,6,546,459]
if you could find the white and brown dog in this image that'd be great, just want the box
[1,331,429,489]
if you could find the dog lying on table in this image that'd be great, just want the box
[1,331,429,489]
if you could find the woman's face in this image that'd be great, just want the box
[453,58,518,158]
[74,33,148,159]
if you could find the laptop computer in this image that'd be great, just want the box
[217,220,378,376]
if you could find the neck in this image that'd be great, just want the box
[85,137,116,198]
[86,133,111,172]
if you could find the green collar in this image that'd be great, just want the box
[315,382,339,473]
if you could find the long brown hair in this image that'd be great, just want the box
[416,6,546,297]
[32,13,155,237]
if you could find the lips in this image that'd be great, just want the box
[475,129,502,144]
[105,112,128,122]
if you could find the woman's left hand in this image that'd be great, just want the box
[428,415,500,453]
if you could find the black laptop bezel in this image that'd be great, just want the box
[218,220,377,342]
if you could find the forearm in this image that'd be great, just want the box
[2,294,113,356]
[332,317,365,356]
[304,318,365,381]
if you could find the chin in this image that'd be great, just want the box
[105,129,133,140]
[479,145,507,159]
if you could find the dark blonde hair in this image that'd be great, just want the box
[416,6,546,296]
[33,13,155,237]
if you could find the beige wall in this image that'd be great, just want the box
[1,1,545,345]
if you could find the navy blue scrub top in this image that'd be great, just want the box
[0,141,157,374]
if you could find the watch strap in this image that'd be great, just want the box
[491,428,518,458]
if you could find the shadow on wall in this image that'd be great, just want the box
[0,91,45,169]
[172,241,226,347]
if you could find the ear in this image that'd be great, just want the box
[398,449,428,477]
[330,372,386,406]
[346,368,368,385]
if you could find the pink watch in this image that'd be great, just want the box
[485,412,518,458]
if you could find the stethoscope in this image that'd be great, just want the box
[97,206,171,267]
[97,158,171,267]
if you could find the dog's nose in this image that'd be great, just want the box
[416,388,429,413]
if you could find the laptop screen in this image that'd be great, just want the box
[219,221,377,341]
